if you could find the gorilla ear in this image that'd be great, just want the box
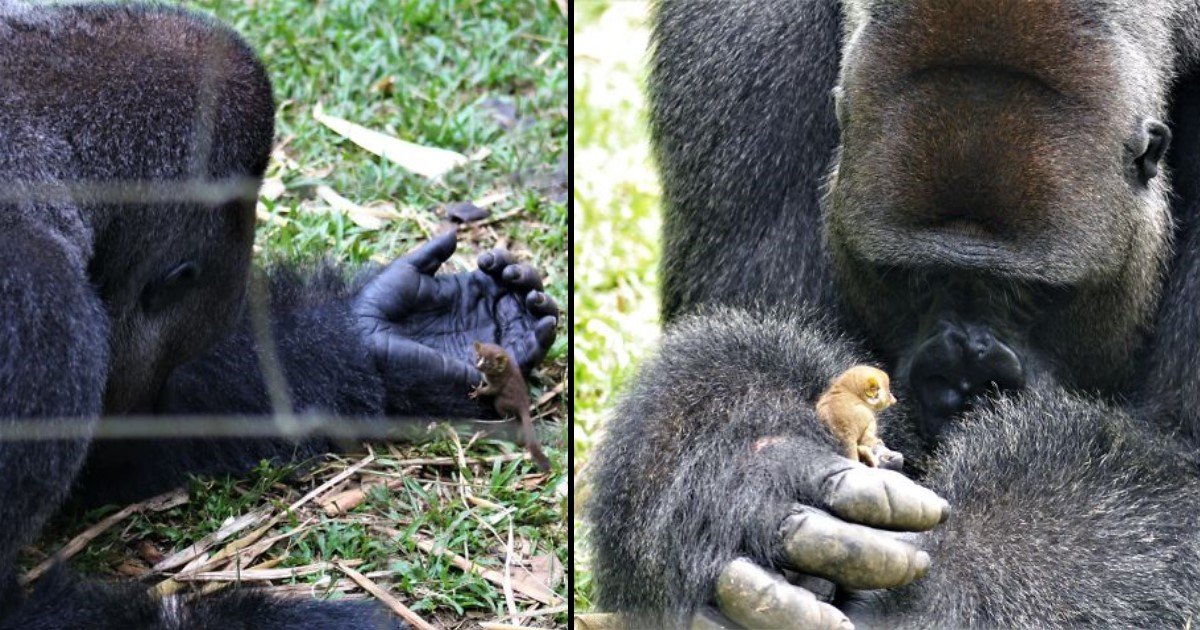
[1131,119,1172,185]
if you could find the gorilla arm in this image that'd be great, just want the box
[159,231,557,419]
[0,211,109,596]
[75,232,559,504]
[855,390,1200,628]
[586,306,946,628]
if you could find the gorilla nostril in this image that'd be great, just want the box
[909,318,1026,442]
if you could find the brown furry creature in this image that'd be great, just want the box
[816,366,903,470]
[470,341,551,471]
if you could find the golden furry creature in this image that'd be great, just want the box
[816,366,903,469]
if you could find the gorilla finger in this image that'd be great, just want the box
[822,467,950,531]
[780,507,930,590]
[525,290,560,318]
[398,230,457,275]
[506,328,551,374]
[501,263,544,293]
[478,248,515,277]
[716,558,852,630]
[535,315,557,349]
[691,605,741,630]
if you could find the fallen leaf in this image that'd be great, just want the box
[271,147,299,172]
[137,540,165,565]
[446,201,490,223]
[116,560,149,578]
[371,76,397,96]
[259,177,286,201]
[312,103,468,179]
[475,191,510,208]
[523,552,563,588]
[315,186,400,230]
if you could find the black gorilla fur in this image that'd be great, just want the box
[0,2,557,628]
[589,0,1200,627]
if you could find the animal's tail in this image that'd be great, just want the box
[519,407,552,472]
[3,565,405,630]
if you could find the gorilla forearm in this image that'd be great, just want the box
[860,391,1200,628]
[158,264,386,418]
[74,265,387,504]
[588,306,866,624]
[0,220,108,594]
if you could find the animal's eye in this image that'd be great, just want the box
[165,261,200,285]
[141,261,202,312]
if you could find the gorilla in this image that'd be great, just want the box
[0,2,557,627]
[588,0,1200,627]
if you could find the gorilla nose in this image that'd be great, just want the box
[908,319,1025,440]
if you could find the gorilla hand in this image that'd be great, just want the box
[352,230,559,408]
[710,463,948,629]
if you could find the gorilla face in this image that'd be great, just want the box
[825,0,1178,439]
[91,199,255,413]
[829,0,1172,283]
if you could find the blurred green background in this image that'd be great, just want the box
[572,0,660,611]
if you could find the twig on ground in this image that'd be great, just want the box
[303,451,376,512]
[392,453,524,467]
[153,507,272,572]
[500,604,567,620]
[178,558,362,582]
[335,560,438,630]
[373,526,561,606]
[23,487,187,585]
[321,477,406,516]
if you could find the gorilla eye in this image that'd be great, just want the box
[1131,119,1171,186]
[141,261,201,312]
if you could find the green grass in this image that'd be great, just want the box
[572,0,660,614]
[27,1,568,627]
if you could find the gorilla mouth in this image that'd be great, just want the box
[906,228,1011,270]
[935,217,1002,242]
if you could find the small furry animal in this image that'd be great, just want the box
[471,341,551,471]
[816,365,903,470]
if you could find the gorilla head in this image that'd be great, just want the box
[91,200,257,413]
[59,13,275,414]
[825,0,1179,440]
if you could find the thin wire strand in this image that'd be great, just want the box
[0,415,522,442]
